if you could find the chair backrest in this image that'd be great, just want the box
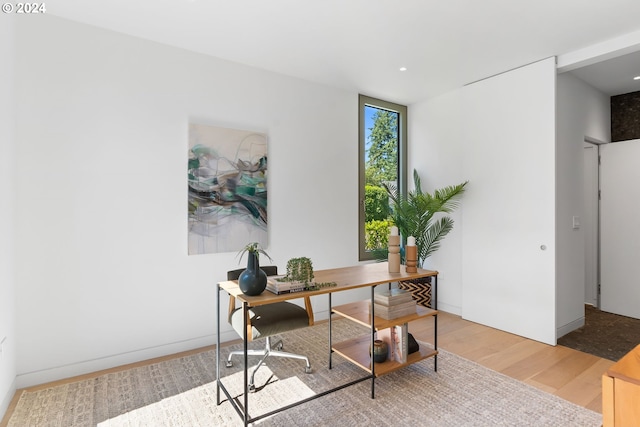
[225,265,314,339]
[227,265,278,280]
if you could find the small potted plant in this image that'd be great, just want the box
[236,242,273,296]
[282,257,314,285]
[269,257,337,292]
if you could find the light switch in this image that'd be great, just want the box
[572,216,580,229]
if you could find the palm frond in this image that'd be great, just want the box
[432,182,468,213]
[420,217,455,262]
[385,169,467,265]
[383,181,400,205]
[413,169,422,194]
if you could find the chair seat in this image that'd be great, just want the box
[230,302,310,340]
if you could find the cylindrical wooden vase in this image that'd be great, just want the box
[405,244,418,273]
[388,235,400,273]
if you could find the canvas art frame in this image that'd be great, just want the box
[188,123,268,255]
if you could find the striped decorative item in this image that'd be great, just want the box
[398,277,432,308]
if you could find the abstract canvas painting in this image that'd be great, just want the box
[188,123,268,255]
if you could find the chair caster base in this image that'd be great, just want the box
[225,361,233,368]
[305,366,313,374]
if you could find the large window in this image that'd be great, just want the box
[358,95,407,261]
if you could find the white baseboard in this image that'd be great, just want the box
[15,331,240,389]
[0,377,16,422]
[557,316,585,339]
[436,301,461,316]
[15,301,459,390]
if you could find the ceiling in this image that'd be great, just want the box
[47,0,640,104]
[569,50,640,96]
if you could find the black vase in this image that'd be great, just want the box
[238,252,267,296]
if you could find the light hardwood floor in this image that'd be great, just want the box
[1,310,611,426]
[411,310,613,413]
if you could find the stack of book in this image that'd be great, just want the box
[372,288,416,319]
[266,276,308,295]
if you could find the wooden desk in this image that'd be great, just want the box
[216,262,438,426]
[603,344,640,426]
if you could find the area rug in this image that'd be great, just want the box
[7,320,602,427]
[558,304,640,361]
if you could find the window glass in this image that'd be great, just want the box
[359,95,407,260]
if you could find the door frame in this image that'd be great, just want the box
[583,136,603,309]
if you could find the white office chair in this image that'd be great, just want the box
[226,266,314,391]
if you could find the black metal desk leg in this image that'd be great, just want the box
[243,302,249,426]
[434,275,438,372]
[328,293,333,369]
[216,285,221,405]
[371,285,376,399]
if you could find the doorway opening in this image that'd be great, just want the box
[583,137,602,309]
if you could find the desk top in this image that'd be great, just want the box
[219,262,437,306]
[607,344,640,385]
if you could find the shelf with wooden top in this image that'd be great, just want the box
[332,300,437,330]
[331,300,438,376]
[332,334,437,376]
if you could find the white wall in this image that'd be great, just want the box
[0,14,18,419]
[556,72,609,337]
[408,90,465,314]
[13,15,365,388]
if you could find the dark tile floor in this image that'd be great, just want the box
[558,305,640,361]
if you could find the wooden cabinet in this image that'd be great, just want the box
[603,344,640,427]
[331,300,438,376]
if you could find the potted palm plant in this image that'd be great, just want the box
[384,170,467,266]
[384,169,467,306]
